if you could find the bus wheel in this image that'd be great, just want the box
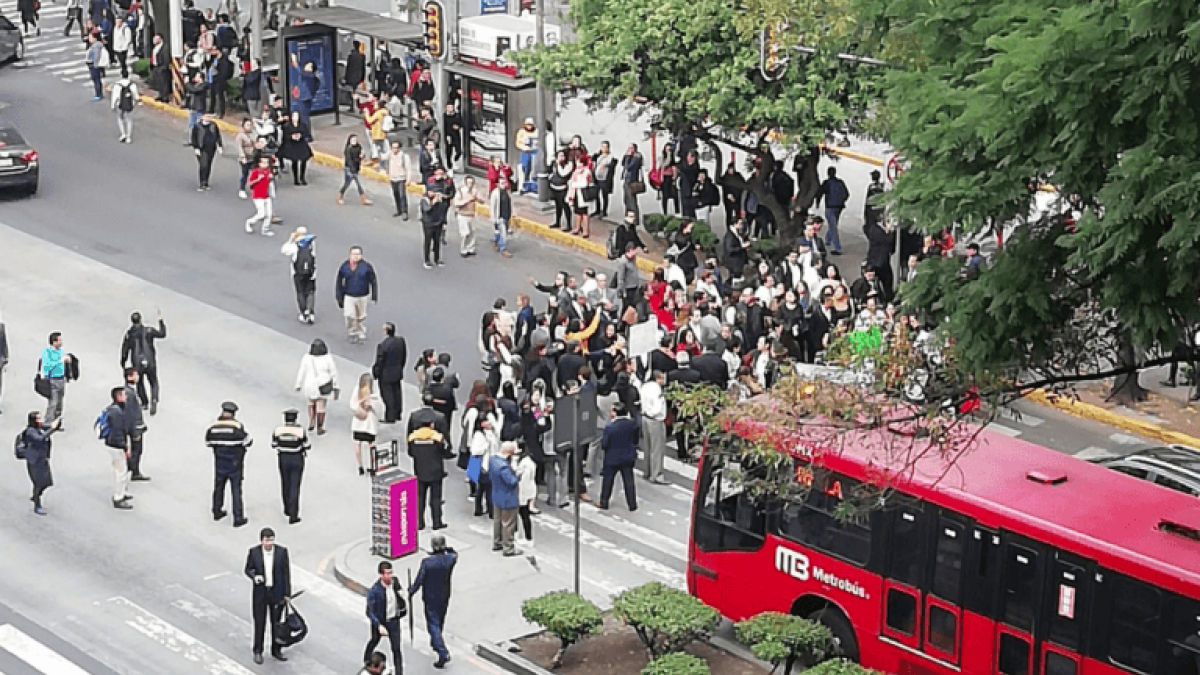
[808,607,860,663]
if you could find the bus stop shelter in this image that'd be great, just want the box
[278,7,424,125]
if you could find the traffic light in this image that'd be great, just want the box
[423,1,445,59]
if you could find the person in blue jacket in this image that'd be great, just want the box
[19,411,60,515]
[489,441,522,556]
[364,561,406,673]
[409,535,457,669]
[598,402,640,511]
[292,55,319,140]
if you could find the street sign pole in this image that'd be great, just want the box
[572,394,581,595]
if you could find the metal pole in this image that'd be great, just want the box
[533,0,549,203]
[572,395,581,595]
[168,0,182,58]
[250,0,262,62]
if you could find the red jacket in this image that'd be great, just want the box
[247,166,272,200]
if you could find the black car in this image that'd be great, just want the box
[0,13,25,63]
[0,124,39,195]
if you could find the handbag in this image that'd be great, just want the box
[629,181,646,195]
[318,380,334,396]
[273,600,308,647]
[456,446,470,470]
[466,454,482,483]
[582,184,599,202]
[34,374,51,399]
[14,432,27,460]
[649,168,663,190]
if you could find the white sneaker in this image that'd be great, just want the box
[245,221,254,234]
[261,228,275,237]
[238,190,247,200]
[298,313,307,323]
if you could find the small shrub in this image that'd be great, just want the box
[735,612,834,675]
[644,213,673,234]
[613,582,721,658]
[521,591,603,668]
[132,58,150,78]
[641,652,710,675]
[661,216,719,249]
[749,237,779,254]
[805,658,881,675]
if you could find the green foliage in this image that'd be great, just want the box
[805,659,882,675]
[521,591,603,651]
[735,612,834,675]
[749,237,779,255]
[665,382,728,442]
[613,582,721,658]
[641,653,710,675]
[661,217,719,250]
[132,58,150,78]
[643,213,673,234]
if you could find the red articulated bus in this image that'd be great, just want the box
[688,417,1200,675]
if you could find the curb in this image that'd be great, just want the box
[140,96,660,274]
[1025,388,1200,449]
[330,540,370,597]
[474,642,557,675]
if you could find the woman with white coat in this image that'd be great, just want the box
[468,413,499,518]
[294,338,338,434]
[514,445,538,547]
[349,372,383,476]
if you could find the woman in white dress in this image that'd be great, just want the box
[349,372,383,476]
[294,338,338,434]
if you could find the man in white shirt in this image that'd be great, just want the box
[639,371,668,484]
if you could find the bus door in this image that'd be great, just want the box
[881,503,928,652]
[994,534,1047,675]
[1036,551,1092,675]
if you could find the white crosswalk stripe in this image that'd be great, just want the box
[0,5,122,88]
[1075,446,1118,461]
[0,624,93,675]
[104,596,258,675]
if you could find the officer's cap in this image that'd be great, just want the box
[283,408,299,420]
[221,401,239,413]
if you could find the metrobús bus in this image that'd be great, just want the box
[688,418,1200,675]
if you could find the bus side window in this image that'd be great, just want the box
[932,517,966,605]
[1046,555,1090,652]
[1107,573,1162,675]
[964,528,1000,618]
[1166,596,1200,675]
[885,505,928,588]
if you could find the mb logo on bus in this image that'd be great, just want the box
[775,546,870,599]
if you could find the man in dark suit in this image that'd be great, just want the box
[365,561,406,673]
[692,348,729,390]
[120,311,166,415]
[409,535,457,669]
[408,392,452,530]
[555,340,586,395]
[244,528,292,664]
[598,403,640,511]
[427,368,457,444]
[373,322,408,424]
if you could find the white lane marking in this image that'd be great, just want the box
[32,43,83,55]
[1110,433,1146,446]
[998,407,1044,427]
[166,584,339,675]
[988,423,1022,437]
[664,456,697,481]
[0,624,92,675]
[1075,447,1117,461]
[106,596,256,675]
[202,572,230,581]
[532,515,686,588]
[46,62,86,72]
[562,504,688,561]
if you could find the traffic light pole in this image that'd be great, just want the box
[534,0,550,203]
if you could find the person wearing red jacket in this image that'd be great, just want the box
[244,156,276,236]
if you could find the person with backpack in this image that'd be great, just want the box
[282,227,318,323]
[122,367,151,481]
[110,73,140,143]
[18,411,60,516]
[121,311,166,414]
[97,386,135,510]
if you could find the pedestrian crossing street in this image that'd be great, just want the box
[0,0,98,89]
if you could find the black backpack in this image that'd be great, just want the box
[118,83,135,112]
[294,245,316,279]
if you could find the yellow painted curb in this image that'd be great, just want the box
[1025,388,1200,449]
[143,96,663,273]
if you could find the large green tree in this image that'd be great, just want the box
[880,0,1200,402]
[512,0,881,241]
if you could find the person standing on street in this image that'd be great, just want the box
[488,178,514,259]
[65,0,84,38]
[85,33,107,101]
[235,118,256,198]
[191,114,223,191]
[639,370,668,484]
[0,311,7,412]
[409,535,457,669]
[372,322,407,424]
[183,72,208,143]
[40,332,71,425]
[489,441,522,556]
[814,166,850,255]
[19,412,59,515]
[122,368,151,482]
[365,561,406,673]
[281,228,317,323]
[294,338,338,434]
[245,528,291,664]
[387,140,414,220]
[280,110,313,186]
[112,15,132,77]
[598,402,639,511]
[244,155,277,236]
[206,401,250,527]
[121,311,166,414]
[100,386,135,510]
[271,409,309,524]
[621,143,644,222]
[110,73,140,143]
[335,246,378,344]
[453,176,480,258]
[408,393,451,530]
[338,134,372,206]
[420,190,449,269]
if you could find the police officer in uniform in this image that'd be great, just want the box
[407,392,452,531]
[272,408,309,524]
[206,401,251,527]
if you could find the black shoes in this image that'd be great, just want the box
[253,653,264,665]
[214,509,227,521]
[271,652,287,662]
[132,474,151,482]
[289,516,301,524]
[233,517,249,528]
[113,499,133,510]
[432,522,448,530]
[434,655,451,669]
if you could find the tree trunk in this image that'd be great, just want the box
[1110,332,1148,405]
